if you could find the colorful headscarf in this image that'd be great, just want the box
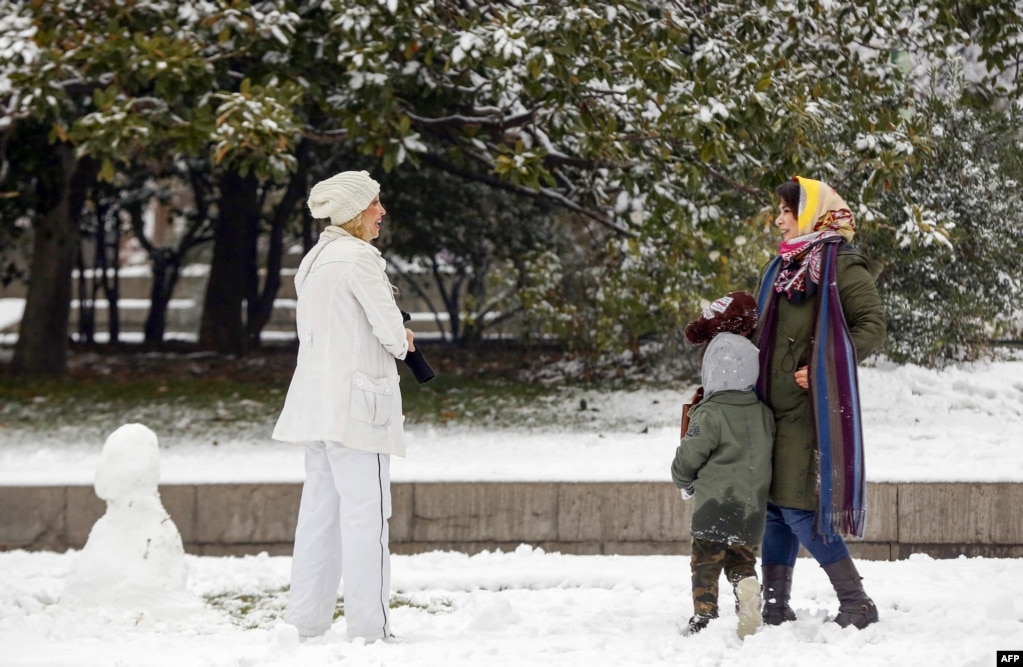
[774,177,857,300]
[792,176,856,241]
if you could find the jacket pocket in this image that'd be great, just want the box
[350,371,393,427]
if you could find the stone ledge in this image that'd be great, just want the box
[897,482,1023,544]
[1,482,1019,560]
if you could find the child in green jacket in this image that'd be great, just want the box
[671,291,775,639]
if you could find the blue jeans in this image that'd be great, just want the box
[761,502,850,567]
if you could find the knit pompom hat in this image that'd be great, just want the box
[684,291,759,345]
[307,170,380,225]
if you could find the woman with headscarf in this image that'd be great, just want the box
[273,170,414,642]
[753,177,886,630]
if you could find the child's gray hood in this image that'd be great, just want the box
[701,332,760,396]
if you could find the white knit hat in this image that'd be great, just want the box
[307,170,380,225]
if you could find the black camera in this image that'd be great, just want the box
[400,311,436,384]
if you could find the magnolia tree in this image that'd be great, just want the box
[300,0,1023,364]
[865,64,1023,365]
[2,0,1021,374]
[0,1,310,369]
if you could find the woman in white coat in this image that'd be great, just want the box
[273,170,414,642]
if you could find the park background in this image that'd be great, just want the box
[0,0,1021,375]
[1,2,1023,665]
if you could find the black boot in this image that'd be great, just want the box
[761,564,797,625]
[823,558,879,629]
[685,614,713,635]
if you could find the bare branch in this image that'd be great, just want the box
[701,163,767,200]
[302,127,349,143]
[405,107,537,130]
[421,152,638,238]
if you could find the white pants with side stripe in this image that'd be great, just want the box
[287,441,391,640]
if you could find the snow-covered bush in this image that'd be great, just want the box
[866,65,1023,365]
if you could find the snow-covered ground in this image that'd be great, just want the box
[2,357,1022,486]
[1,353,1022,665]
[1,545,1021,667]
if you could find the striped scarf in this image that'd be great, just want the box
[756,239,867,540]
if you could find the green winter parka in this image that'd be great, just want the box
[756,245,886,511]
[671,391,775,545]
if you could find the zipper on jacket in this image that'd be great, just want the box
[781,337,797,373]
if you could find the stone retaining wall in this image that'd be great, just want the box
[2,482,1021,560]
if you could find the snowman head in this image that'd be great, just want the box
[94,423,161,502]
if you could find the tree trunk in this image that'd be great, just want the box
[102,214,122,343]
[75,245,95,344]
[247,140,310,344]
[144,249,176,343]
[126,196,193,346]
[11,146,96,376]
[432,258,465,343]
[198,169,260,354]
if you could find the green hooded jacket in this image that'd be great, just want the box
[756,245,886,511]
[671,333,776,545]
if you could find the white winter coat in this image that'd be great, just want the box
[272,227,409,456]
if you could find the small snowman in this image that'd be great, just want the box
[62,423,196,616]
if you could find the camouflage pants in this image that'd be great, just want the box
[690,536,758,618]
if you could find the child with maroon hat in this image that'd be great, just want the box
[671,291,775,639]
